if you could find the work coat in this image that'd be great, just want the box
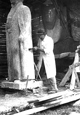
[6,2,35,81]
[40,35,56,78]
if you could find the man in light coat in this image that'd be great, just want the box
[34,33,58,92]
[6,0,35,82]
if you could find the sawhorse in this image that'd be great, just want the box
[59,46,80,90]
[59,62,80,90]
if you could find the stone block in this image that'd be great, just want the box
[0,80,43,90]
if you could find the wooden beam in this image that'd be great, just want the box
[69,112,80,115]
[13,91,80,115]
[59,68,72,86]
[28,89,73,103]
[59,62,80,87]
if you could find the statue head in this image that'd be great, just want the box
[10,0,24,7]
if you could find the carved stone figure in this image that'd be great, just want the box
[6,0,35,81]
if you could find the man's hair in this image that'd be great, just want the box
[17,0,24,2]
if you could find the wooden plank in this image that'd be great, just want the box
[55,52,75,59]
[69,112,80,115]
[34,93,75,107]
[43,91,80,106]
[59,62,80,87]
[59,68,72,86]
[34,89,78,106]
[29,89,74,103]
[13,91,80,115]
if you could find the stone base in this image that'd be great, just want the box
[0,80,43,90]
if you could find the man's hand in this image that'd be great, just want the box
[33,46,38,50]
[29,47,38,51]
[29,46,45,53]
[34,46,45,53]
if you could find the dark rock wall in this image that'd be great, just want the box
[32,4,79,54]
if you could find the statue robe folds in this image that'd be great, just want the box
[6,2,35,81]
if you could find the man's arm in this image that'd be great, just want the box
[29,46,45,53]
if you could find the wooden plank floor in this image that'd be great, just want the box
[13,87,80,115]
[0,86,80,115]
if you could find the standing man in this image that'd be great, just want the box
[34,33,58,92]
[6,0,35,82]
